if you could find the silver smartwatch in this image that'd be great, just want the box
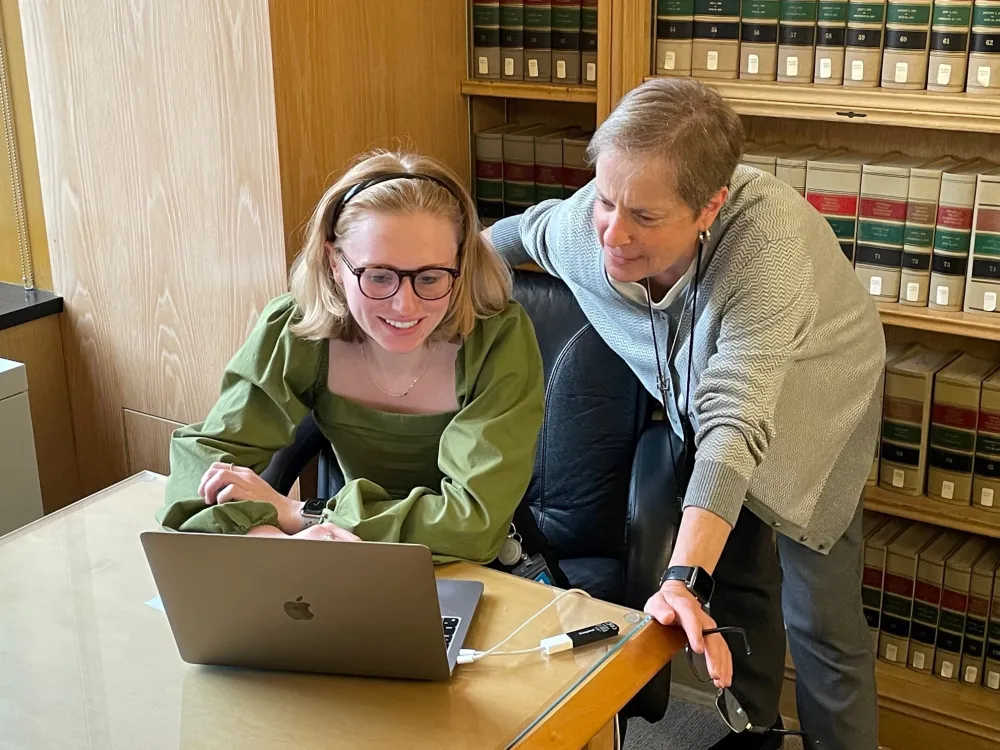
[300,497,326,529]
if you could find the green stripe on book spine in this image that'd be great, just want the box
[859,221,906,245]
[744,0,782,17]
[884,421,923,444]
[888,4,932,24]
[934,3,973,26]
[818,0,850,21]
[781,0,820,19]
[904,225,934,247]
[934,228,972,253]
[974,233,1000,256]
[474,3,502,25]
[974,5,1000,25]
[696,0,743,14]
[849,2,887,22]
[931,424,977,451]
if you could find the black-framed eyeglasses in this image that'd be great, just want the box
[338,251,459,301]
[686,627,813,743]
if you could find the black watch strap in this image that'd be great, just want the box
[659,565,715,606]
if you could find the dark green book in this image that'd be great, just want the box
[524,0,553,81]
[552,0,582,83]
[501,0,525,80]
[473,0,502,79]
[582,0,598,84]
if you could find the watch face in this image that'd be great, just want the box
[302,497,327,516]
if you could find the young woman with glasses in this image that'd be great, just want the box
[158,151,545,566]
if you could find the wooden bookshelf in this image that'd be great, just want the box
[640,78,1000,134]
[461,79,598,104]
[878,303,1000,342]
[864,486,1000,540]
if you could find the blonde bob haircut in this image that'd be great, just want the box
[289,151,512,342]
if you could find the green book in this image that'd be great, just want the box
[500,0,525,80]
[581,0,598,84]
[656,0,696,76]
[524,0,553,81]
[473,0,502,79]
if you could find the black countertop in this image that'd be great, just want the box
[0,281,63,331]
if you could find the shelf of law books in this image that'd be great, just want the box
[650,0,1000,132]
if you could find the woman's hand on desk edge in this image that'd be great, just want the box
[199,462,307,536]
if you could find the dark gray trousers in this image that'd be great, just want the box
[711,498,877,750]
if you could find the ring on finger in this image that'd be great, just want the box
[322,532,335,541]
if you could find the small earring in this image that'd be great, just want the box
[698,228,711,244]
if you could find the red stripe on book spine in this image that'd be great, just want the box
[536,165,563,184]
[941,589,969,612]
[933,403,978,430]
[807,192,859,216]
[977,207,1000,233]
[863,566,884,588]
[906,201,935,225]
[884,397,924,424]
[979,410,1000,433]
[504,163,534,182]
[861,197,907,222]
[884,572,915,597]
[914,580,942,604]
[476,160,503,180]
[937,205,974,230]
[563,166,593,188]
[969,595,991,618]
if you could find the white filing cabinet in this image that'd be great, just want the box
[0,357,44,536]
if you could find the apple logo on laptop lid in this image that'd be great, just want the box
[284,596,314,621]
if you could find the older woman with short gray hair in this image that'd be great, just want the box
[488,76,885,750]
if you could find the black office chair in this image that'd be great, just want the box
[262,270,681,723]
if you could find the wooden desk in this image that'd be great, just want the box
[0,473,684,749]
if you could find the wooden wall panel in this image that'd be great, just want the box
[18,0,288,496]
[0,315,79,512]
[122,410,182,478]
[269,0,471,266]
[0,0,50,289]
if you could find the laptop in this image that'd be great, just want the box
[139,531,484,680]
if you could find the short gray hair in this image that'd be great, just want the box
[587,77,744,214]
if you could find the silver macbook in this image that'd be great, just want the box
[139,531,483,680]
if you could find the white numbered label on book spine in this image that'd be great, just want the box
[748,54,759,74]
[478,56,489,75]
[892,468,905,487]
[586,62,597,81]
[941,661,954,679]
[869,276,882,296]
[986,291,997,312]
[895,62,908,82]
[886,643,898,662]
[906,282,919,302]
[528,59,539,77]
[989,671,1000,690]
[852,60,864,81]
[965,666,978,683]
[942,480,955,500]
[937,63,952,86]
[979,66,991,88]
[936,286,949,306]
[707,51,719,71]
[786,56,798,77]
[504,58,514,76]
[556,60,566,79]
[912,652,925,670]
[664,51,676,71]
[820,58,832,79]
[983,487,994,507]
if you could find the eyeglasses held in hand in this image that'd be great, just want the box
[338,251,459,301]
[686,626,813,743]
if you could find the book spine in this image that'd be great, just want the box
[965,176,1000,315]
[879,552,920,664]
[562,136,593,196]
[929,174,978,311]
[581,0,599,84]
[927,381,981,503]
[973,389,1000,510]
[882,0,934,87]
[693,0,742,78]
[473,0,503,78]
[880,372,930,495]
[928,0,974,91]
[475,132,506,224]
[534,138,566,201]
[968,0,1000,93]
[501,0,525,80]
[656,0,697,75]
[910,561,945,673]
[900,169,944,306]
[984,571,1000,690]
[552,0,582,83]
[960,563,996,685]
[806,164,863,264]
[503,135,537,217]
[844,0,888,84]
[776,158,810,194]
[777,0,820,80]
[741,0,781,79]
[864,547,890,645]
[857,166,910,302]
[936,573,973,679]
[524,0,553,81]
[815,0,851,81]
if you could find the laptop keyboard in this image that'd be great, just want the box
[442,616,461,650]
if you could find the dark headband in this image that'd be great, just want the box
[327,172,463,239]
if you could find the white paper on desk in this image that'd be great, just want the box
[146,595,165,612]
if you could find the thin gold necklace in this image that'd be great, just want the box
[361,341,437,398]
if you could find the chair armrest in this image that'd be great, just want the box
[260,412,327,497]
[624,422,682,609]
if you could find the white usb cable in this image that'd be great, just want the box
[457,587,592,664]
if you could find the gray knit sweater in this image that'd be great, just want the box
[491,166,887,553]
